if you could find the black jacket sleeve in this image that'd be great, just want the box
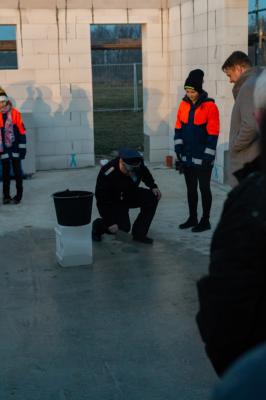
[95,167,119,226]
[141,164,158,189]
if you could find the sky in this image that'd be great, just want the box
[0,25,16,41]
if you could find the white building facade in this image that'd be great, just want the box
[0,0,248,183]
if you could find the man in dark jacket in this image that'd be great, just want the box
[92,148,161,244]
[196,70,266,376]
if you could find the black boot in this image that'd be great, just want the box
[92,218,104,242]
[192,218,211,232]
[133,235,154,245]
[179,216,198,229]
[3,196,12,205]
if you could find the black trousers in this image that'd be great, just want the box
[1,158,23,200]
[96,187,158,237]
[183,166,213,220]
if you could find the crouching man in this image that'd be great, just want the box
[92,148,161,244]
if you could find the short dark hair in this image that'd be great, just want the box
[222,51,252,71]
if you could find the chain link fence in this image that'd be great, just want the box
[92,63,143,111]
[92,63,144,156]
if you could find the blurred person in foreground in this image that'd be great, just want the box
[212,343,266,400]
[196,69,266,376]
[92,148,161,245]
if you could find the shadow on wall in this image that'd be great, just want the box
[5,83,92,170]
[142,87,170,162]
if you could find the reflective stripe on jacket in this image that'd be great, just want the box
[174,91,220,167]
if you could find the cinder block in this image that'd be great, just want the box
[76,24,90,39]
[225,8,247,27]
[80,111,94,127]
[36,140,57,156]
[74,153,95,167]
[21,24,54,40]
[169,5,180,23]
[93,8,127,24]
[20,54,49,70]
[0,16,18,24]
[5,70,37,83]
[33,111,81,128]
[145,52,169,68]
[181,1,194,19]
[55,140,72,155]
[148,148,168,163]
[224,26,248,45]
[33,40,58,55]
[61,69,92,84]
[20,0,57,8]
[23,9,56,24]
[71,85,92,98]
[194,0,208,16]
[0,71,7,83]
[36,155,68,170]
[66,126,93,140]
[35,69,60,83]
[143,66,168,82]
[0,8,18,15]
[37,127,67,142]
[71,139,93,154]
[61,39,90,54]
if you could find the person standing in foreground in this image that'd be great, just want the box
[196,69,266,377]
[0,87,26,204]
[222,51,261,187]
[92,148,161,244]
[174,69,220,232]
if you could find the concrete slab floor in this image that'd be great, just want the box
[0,164,229,400]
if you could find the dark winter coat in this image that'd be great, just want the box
[196,171,266,376]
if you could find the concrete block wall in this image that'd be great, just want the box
[168,0,248,183]
[0,6,94,170]
[0,0,249,176]
[142,8,170,162]
[0,3,172,167]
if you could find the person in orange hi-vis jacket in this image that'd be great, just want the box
[174,69,220,232]
[0,87,26,204]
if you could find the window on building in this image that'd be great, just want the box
[0,25,18,70]
[249,1,266,65]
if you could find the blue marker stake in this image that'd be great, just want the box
[70,153,77,167]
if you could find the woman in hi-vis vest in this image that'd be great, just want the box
[174,69,220,232]
[0,87,26,204]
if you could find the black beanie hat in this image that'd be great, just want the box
[184,69,204,93]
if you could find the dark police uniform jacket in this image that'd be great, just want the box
[95,158,158,227]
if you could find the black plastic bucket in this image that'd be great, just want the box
[53,190,93,226]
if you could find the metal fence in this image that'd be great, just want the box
[92,63,143,112]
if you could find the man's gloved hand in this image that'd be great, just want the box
[201,159,213,169]
[152,188,162,201]
[175,153,184,174]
